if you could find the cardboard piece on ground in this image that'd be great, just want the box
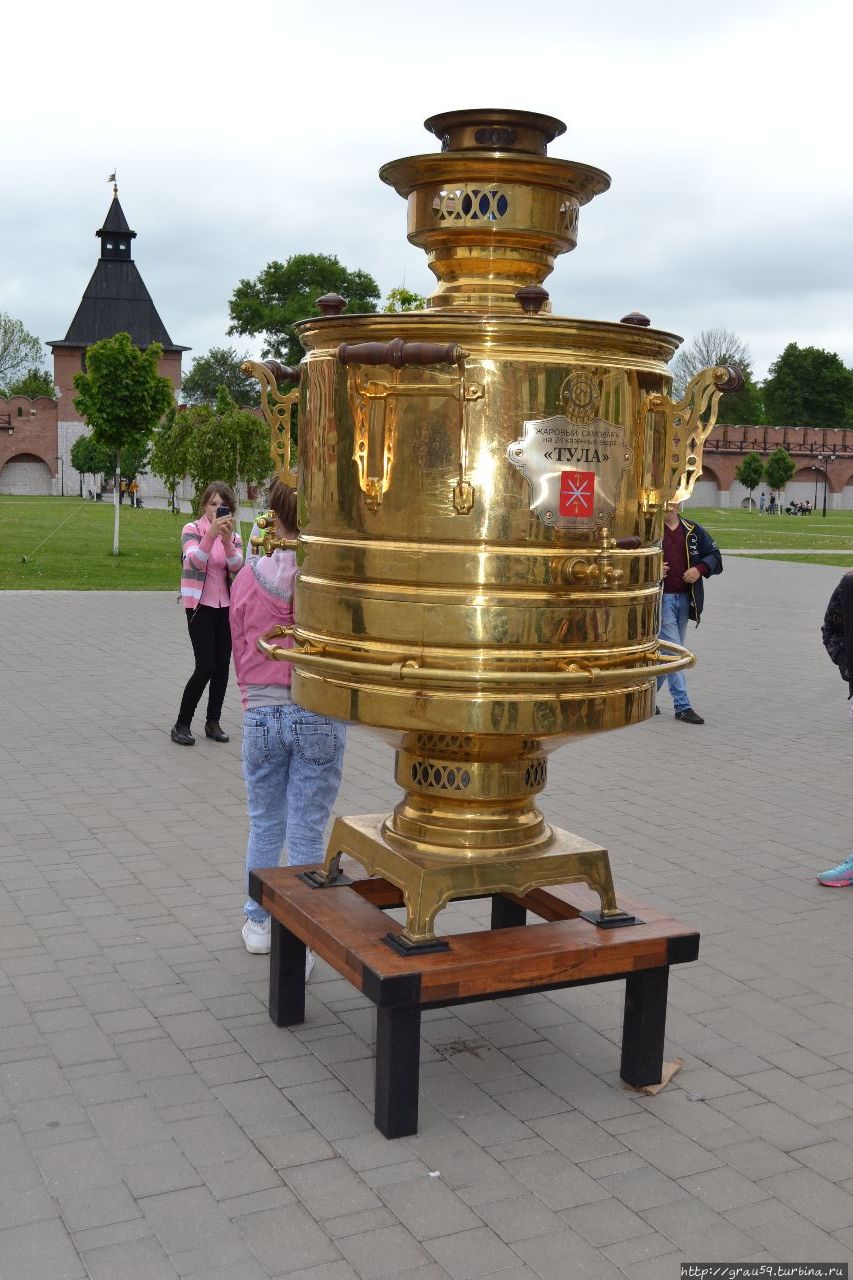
[623,1057,683,1096]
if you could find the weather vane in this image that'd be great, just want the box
[108,171,117,195]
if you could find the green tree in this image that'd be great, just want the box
[0,314,44,388]
[716,372,764,426]
[70,434,115,494]
[228,253,381,365]
[735,451,765,509]
[763,343,853,429]
[150,407,191,512]
[384,287,427,312]
[3,368,57,399]
[764,446,796,506]
[73,332,174,555]
[183,388,272,508]
[181,346,260,407]
[121,438,151,487]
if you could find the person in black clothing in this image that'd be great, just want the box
[656,503,723,725]
[818,572,853,884]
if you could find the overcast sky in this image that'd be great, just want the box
[2,0,850,382]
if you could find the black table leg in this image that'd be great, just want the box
[269,918,306,1027]
[374,1005,421,1138]
[621,966,669,1087]
[490,895,527,929]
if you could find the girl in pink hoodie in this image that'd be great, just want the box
[230,480,346,959]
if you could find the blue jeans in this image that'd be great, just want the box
[242,704,346,922]
[656,592,691,712]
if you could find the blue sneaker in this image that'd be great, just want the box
[817,856,853,887]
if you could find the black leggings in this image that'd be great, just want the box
[177,606,231,726]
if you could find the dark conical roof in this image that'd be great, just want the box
[51,262,188,351]
[97,195,136,240]
[49,192,188,353]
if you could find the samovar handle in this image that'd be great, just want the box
[644,364,743,506]
[241,359,301,486]
[338,339,466,367]
[257,627,695,686]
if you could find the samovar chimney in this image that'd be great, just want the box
[379,108,610,313]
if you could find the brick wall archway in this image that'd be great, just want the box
[0,453,55,495]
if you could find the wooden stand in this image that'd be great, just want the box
[249,866,699,1138]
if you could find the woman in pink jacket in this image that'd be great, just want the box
[230,479,346,960]
[172,482,243,746]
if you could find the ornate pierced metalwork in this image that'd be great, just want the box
[524,760,547,788]
[415,733,475,753]
[410,761,472,791]
[432,187,509,222]
[560,198,579,237]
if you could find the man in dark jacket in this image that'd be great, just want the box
[657,503,723,724]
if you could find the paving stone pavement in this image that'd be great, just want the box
[2,557,853,1278]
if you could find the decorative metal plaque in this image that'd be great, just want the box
[507,415,633,530]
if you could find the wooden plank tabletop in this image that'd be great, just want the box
[250,866,699,1008]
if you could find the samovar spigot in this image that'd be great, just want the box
[248,509,298,557]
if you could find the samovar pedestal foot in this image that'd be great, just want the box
[306,814,639,951]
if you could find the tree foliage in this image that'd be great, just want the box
[73,332,175,553]
[181,346,260,407]
[764,446,796,495]
[671,328,751,398]
[716,372,764,426]
[384,287,427,312]
[2,367,57,399]
[121,438,152,482]
[0,314,45,388]
[70,434,114,480]
[763,343,853,429]
[151,389,272,510]
[228,253,381,365]
[735,451,765,501]
[149,407,189,510]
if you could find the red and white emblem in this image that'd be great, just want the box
[507,414,633,529]
[559,470,595,518]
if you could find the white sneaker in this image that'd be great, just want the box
[242,916,271,954]
[243,919,314,978]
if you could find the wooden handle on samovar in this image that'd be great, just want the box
[337,338,466,367]
[263,361,301,386]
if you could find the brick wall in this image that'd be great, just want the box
[0,397,59,477]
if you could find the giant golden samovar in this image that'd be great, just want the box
[247,108,739,952]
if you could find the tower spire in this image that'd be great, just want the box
[97,186,136,261]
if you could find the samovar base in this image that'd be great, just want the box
[305,814,637,950]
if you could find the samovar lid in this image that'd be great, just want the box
[424,108,566,156]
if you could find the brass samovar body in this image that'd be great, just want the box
[249,109,738,950]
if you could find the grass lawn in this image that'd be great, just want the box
[0,497,255,590]
[3,497,852,589]
[686,507,853,567]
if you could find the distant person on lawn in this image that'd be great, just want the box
[172,482,243,747]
